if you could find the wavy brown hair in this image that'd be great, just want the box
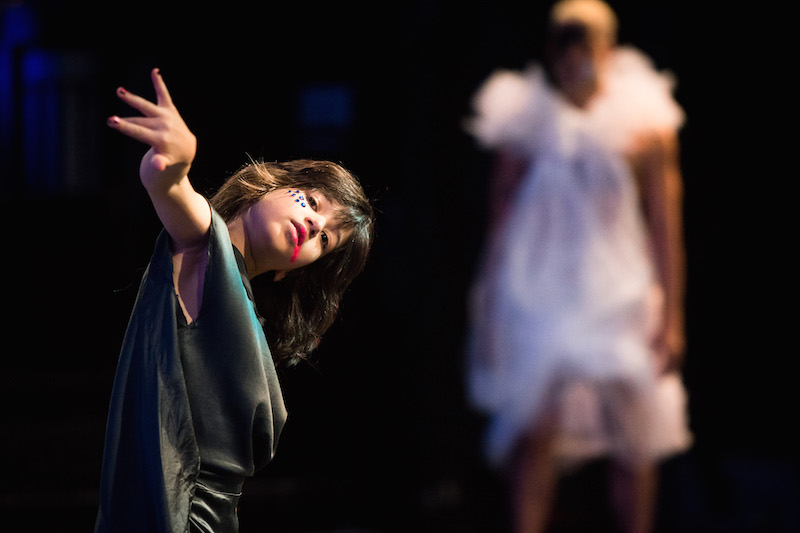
[211,159,374,366]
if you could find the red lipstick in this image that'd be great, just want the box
[290,223,307,263]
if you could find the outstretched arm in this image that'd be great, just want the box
[107,68,211,251]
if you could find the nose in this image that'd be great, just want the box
[305,212,326,240]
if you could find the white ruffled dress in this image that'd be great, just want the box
[466,47,692,469]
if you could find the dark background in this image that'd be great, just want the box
[1,1,795,532]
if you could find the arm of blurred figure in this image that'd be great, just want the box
[488,148,530,229]
[635,130,687,373]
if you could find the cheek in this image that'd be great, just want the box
[248,219,290,270]
[256,221,284,254]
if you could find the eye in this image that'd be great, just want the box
[321,231,329,250]
[307,195,318,211]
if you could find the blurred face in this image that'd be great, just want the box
[548,25,612,107]
[242,187,350,279]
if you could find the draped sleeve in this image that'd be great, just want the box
[95,206,287,533]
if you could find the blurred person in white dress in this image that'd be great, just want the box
[465,1,692,532]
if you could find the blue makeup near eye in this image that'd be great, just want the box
[291,191,307,207]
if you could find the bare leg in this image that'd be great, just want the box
[609,458,658,533]
[512,413,559,533]
[598,377,659,533]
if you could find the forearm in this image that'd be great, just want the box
[638,131,687,357]
[651,167,686,336]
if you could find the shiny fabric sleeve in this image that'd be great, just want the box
[94,228,200,533]
[95,207,288,533]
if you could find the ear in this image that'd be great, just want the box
[273,270,287,282]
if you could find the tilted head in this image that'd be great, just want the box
[212,159,375,365]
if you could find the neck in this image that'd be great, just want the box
[226,217,257,278]
[565,88,593,109]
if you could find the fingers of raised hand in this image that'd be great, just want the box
[107,69,177,143]
[107,115,161,146]
[150,68,174,108]
[114,69,174,116]
[107,69,196,165]
[115,85,161,117]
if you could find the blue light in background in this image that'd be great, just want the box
[1,4,100,197]
[297,82,354,155]
[1,3,39,194]
[21,49,61,193]
[298,83,354,129]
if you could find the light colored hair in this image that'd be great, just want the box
[549,0,618,45]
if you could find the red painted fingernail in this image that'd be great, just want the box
[117,87,126,96]
[107,116,120,126]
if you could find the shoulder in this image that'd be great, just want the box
[176,206,234,265]
[466,64,556,152]
[628,129,682,191]
[633,129,680,162]
[599,47,685,135]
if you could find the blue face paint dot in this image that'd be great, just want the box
[301,202,306,207]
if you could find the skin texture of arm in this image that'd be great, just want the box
[631,129,687,372]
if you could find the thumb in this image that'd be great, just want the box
[151,153,169,172]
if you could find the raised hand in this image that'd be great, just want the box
[107,68,197,191]
[108,68,210,249]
